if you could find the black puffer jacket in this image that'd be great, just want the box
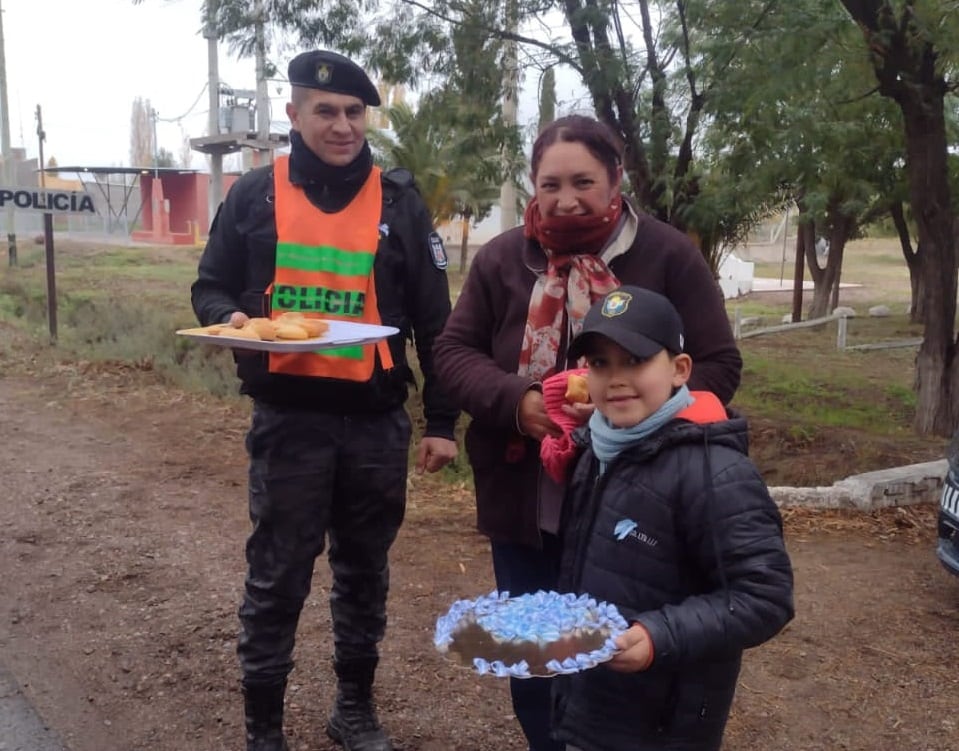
[191,160,458,439]
[554,414,794,751]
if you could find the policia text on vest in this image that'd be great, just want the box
[0,187,97,215]
[273,286,366,316]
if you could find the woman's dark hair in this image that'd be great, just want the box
[531,115,624,183]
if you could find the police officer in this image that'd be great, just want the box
[191,50,459,751]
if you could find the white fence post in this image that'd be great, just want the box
[837,315,848,350]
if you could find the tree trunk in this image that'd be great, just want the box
[910,249,925,323]
[459,216,470,274]
[791,216,810,323]
[828,210,854,314]
[806,201,854,319]
[805,218,830,319]
[840,0,958,435]
[889,201,922,322]
[904,98,957,435]
[806,258,831,320]
[828,238,846,314]
[562,0,653,211]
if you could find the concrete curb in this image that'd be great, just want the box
[770,459,947,511]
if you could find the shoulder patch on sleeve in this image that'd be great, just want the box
[428,231,449,270]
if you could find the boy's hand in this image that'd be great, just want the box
[560,401,594,425]
[608,623,654,672]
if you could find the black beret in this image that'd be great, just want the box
[287,50,381,106]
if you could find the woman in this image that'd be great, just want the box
[432,115,742,751]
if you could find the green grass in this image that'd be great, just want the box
[0,235,937,482]
[734,349,917,432]
[746,236,917,306]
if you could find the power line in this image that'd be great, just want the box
[157,82,210,123]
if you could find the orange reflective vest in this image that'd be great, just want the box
[268,156,394,380]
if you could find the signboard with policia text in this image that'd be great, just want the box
[1,183,100,344]
[0,187,97,215]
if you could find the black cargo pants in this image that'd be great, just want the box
[237,401,411,684]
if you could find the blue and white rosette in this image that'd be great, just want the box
[434,590,628,679]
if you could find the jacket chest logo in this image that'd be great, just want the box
[614,518,659,547]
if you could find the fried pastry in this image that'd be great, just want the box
[274,323,310,340]
[222,325,262,340]
[564,373,590,404]
[296,318,329,337]
[247,318,278,341]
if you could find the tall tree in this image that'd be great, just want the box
[156,147,177,168]
[383,0,790,256]
[538,66,556,133]
[129,97,154,168]
[497,0,520,230]
[369,96,506,261]
[157,0,851,273]
[839,0,959,436]
[178,128,194,169]
[451,177,503,272]
[368,102,456,224]
[192,0,524,201]
[703,0,907,317]
[184,2,697,242]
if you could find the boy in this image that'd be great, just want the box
[552,285,794,751]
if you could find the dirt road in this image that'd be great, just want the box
[0,362,957,751]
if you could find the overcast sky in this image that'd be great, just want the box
[2,0,588,173]
[2,0,274,170]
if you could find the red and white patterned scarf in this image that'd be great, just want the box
[518,198,623,380]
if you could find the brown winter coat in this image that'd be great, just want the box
[433,208,742,547]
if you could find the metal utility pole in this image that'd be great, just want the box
[204,0,223,218]
[0,0,17,266]
[36,104,57,343]
[151,107,159,176]
[254,0,271,167]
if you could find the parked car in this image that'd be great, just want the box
[937,434,959,577]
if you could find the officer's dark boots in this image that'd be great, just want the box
[326,658,394,751]
[243,681,290,751]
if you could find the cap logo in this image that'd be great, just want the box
[601,291,632,318]
[316,63,333,84]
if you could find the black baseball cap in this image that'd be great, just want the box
[568,286,685,360]
[287,50,381,106]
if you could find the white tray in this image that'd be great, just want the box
[434,591,627,679]
[176,320,399,353]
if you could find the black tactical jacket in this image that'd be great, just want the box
[191,158,458,439]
